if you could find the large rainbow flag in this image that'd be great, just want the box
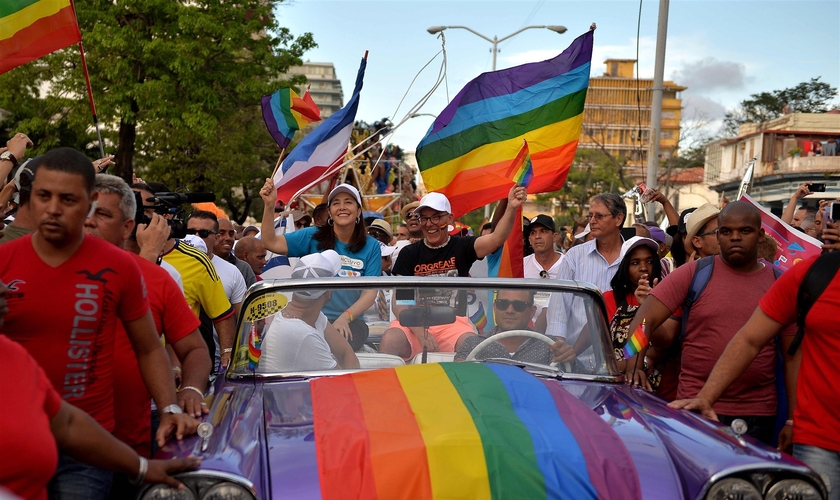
[261,87,322,149]
[416,29,593,217]
[0,0,82,75]
[311,362,640,499]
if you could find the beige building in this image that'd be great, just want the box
[581,59,686,179]
[286,62,344,118]
[706,112,840,212]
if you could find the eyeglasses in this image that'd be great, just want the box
[585,213,613,222]
[418,213,447,225]
[494,299,532,312]
[185,228,216,238]
[697,229,718,237]
[539,270,549,279]
[405,212,420,221]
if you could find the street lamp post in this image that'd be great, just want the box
[427,25,567,218]
[427,25,567,71]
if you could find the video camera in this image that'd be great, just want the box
[134,191,215,239]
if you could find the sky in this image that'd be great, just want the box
[277,0,840,153]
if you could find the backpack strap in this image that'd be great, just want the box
[680,256,716,342]
[788,251,840,355]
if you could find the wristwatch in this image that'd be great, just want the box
[0,151,17,167]
[161,404,184,415]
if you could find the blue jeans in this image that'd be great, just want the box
[48,452,113,500]
[794,444,840,500]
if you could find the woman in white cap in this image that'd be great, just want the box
[604,237,662,385]
[259,179,380,350]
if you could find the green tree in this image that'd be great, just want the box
[722,77,838,136]
[0,0,316,223]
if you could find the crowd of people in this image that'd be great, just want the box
[1,136,839,500]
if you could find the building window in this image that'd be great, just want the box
[660,130,673,139]
[662,111,675,119]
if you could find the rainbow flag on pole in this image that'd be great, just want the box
[622,321,648,359]
[261,87,322,149]
[507,140,534,188]
[311,363,640,499]
[247,324,261,369]
[0,0,82,75]
[416,29,593,217]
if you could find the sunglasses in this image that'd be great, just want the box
[539,270,549,279]
[494,299,532,312]
[185,228,216,238]
[405,212,420,220]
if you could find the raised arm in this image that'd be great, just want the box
[474,185,527,259]
[258,178,289,255]
[781,182,812,224]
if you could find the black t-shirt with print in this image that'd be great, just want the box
[392,236,479,278]
[393,236,478,309]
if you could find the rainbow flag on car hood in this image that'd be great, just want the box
[416,29,593,217]
[311,362,640,499]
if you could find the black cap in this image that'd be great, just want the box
[528,214,556,233]
[666,207,698,237]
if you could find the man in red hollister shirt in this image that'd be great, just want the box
[85,174,211,460]
[0,148,197,500]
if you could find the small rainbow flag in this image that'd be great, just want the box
[311,363,641,499]
[622,320,648,359]
[506,140,534,188]
[248,324,261,369]
[261,87,322,149]
[469,300,488,333]
[0,0,82,75]
[616,403,634,420]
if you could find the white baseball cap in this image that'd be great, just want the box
[379,242,397,257]
[328,183,362,207]
[181,235,207,254]
[291,250,342,299]
[416,192,451,214]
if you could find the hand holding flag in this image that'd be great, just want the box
[622,319,648,359]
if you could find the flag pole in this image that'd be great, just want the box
[70,0,105,159]
[271,147,286,179]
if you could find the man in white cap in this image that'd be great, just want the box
[258,250,360,372]
[380,185,527,359]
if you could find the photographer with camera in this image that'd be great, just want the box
[132,183,237,371]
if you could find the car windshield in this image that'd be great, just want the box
[229,277,620,378]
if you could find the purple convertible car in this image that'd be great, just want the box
[144,277,826,500]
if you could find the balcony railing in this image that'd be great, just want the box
[714,155,840,184]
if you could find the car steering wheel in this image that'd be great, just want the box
[464,329,573,371]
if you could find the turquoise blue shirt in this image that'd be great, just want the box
[284,227,382,319]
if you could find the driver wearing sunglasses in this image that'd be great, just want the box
[455,290,569,364]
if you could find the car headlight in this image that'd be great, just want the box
[706,478,763,500]
[202,482,254,500]
[140,479,255,500]
[765,479,821,500]
[141,484,197,500]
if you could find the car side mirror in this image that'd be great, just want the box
[399,306,456,328]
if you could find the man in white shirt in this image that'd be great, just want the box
[259,251,359,372]
[186,211,247,372]
[524,214,563,280]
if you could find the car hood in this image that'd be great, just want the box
[163,374,810,500]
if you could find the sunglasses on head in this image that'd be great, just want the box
[494,299,532,312]
[185,228,216,238]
